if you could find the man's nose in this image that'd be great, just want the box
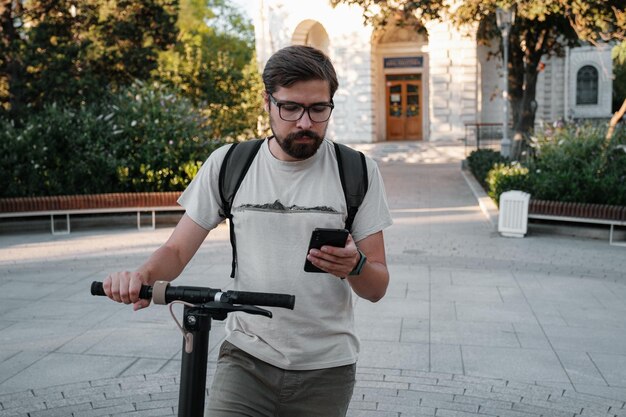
[296,110,313,129]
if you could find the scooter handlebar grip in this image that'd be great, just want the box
[90,281,152,300]
[91,281,106,296]
[227,291,295,310]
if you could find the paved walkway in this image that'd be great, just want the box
[1,141,626,416]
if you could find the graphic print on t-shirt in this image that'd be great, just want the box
[234,199,339,214]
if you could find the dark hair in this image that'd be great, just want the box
[262,45,339,98]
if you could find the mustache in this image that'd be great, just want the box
[290,130,322,141]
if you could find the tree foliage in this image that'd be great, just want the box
[156,0,265,140]
[333,0,626,148]
[0,0,263,140]
[0,0,179,122]
[0,0,264,196]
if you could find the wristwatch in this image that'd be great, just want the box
[349,249,367,276]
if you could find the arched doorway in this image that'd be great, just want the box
[386,72,423,140]
[373,24,428,141]
[292,20,330,55]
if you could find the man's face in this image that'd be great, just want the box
[265,79,332,161]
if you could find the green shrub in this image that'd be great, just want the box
[486,162,531,205]
[104,81,223,192]
[529,124,626,205]
[0,104,119,197]
[466,149,508,188]
[468,123,626,207]
[0,81,225,197]
[601,143,626,205]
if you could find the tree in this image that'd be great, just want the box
[333,0,626,152]
[1,0,263,138]
[156,0,264,140]
[614,59,626,112]
[88,0,179,88]
[0,0,28,121]
[0,0,179,123]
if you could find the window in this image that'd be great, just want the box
[576,65,598,105]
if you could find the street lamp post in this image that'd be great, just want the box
[496,7,514,158]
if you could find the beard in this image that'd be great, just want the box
[271,124,326,160]
[276,130,324,160]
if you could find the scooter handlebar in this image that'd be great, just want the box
[91,281,295,310]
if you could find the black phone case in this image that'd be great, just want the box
[304,228,349,273]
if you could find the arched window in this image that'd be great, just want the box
[576,65,598,105]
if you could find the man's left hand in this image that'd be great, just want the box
[306,234,360,278]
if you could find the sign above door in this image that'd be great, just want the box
[384,56,424,69]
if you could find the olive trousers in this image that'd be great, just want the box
[205,341,356,417]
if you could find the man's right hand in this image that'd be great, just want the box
[103,271,151,311]
[101,214,211,311]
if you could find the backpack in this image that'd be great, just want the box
[218,138,369,278]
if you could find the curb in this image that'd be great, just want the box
[460,167,499,229]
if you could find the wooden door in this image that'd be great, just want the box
[386,74,422,141]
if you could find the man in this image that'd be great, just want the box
[103,45,393,417]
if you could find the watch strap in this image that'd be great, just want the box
[349,249,367,276]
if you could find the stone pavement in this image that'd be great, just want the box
[1,141,626,416]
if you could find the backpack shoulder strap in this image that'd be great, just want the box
[219,138,264,218]
[218,138,264,277]
[333,142,369,233]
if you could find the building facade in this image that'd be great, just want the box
[252,0,613,143]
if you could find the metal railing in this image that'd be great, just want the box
[464,123,505,155]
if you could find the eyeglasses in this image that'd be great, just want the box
[268,93,334,123]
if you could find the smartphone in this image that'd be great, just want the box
[304,228,349,273]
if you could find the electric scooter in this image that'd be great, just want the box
[91,280,295,417]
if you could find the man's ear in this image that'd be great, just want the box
[263,91,270,113]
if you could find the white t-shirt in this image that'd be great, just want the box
[178,138,393,370]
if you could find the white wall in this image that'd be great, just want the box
[477,40,503,124]
[254,0,375,143]
[535,54,567,127]
[425,20,479,141]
